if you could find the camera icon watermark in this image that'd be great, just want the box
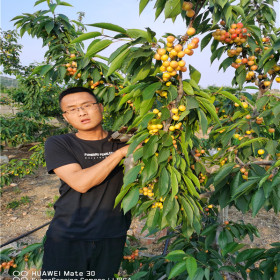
[12,270,28,280]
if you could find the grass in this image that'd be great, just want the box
[45,195,59,218]
[6,196,31,209]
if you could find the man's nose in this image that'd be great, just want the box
[78,107,87,116]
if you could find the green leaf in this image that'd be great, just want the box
[114,184,133,207]
[142,155,158,183]
[146,205,160,230]
[186,169,200,191]
[236,137,268,149]
[40,64,53,76]
[263,58,276,74]
[273,37,280,51]
[186,257,197,279]
[236,68,246,88]
[127,29,151,41]
[71,32,101,44]
[196,96,221,126]
[189,65,201,84]
[49,3,57,13]
[137,114,154,131]
[59,1,73,7]
[231,5,245,17]
[218,265,237,273]
[219,57,234,72]
[158,167,170,196]
[127,132,150,156]
[211,46,226,64]
[252,188,265,217]
[123,165,142,188]
[180,197,194,225]
[247,25,261,40]
[195,91,211,100]
[214,163,235,185]
[132,60,152,82]
[161,133,173,147]
[224,5,232,23]
[143,135,158,159]
[34,0,46,6]
[220,91,243,107]
[183,81,194,95]
[87,22,126,34]
[258,47,274,68]
[139,0,150,14]
[236,248,265,263]
[182,174,199,198]
[158,148,170,163]
[155,0,167,20]
[107,48,130,76]
[222,242,245,257]
[108,43,130,64]
[197,108,208,135]
[162,194,175,219]
[265,140,278,156]
[186,96,199,110]
[45,21,54,34]
[205,268,210,280]
[165,250,187,262]
[201,223,219,235]
[31,65,44,75]
[201,32,213,51]
[169,166,178,198]
[218,230,229,249]
[18,243,43,257]
[58,66,67,80]
[168,261,187,279]
[85,39,112,58]
[164,0,181,19]
[216,0,228,8]
[142,82,162,100]
[122,186,139,214]
[232,179,258,198]
[140,97,155,116]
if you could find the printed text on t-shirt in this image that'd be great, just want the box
[84,152,113,160]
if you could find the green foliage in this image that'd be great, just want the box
[0,144,45,190]
[0,115,57,147]
[0,29,26,76]
[45,195,59,218]
[0,76,18,88]
[7,196,31,209]
[130,208,279,280]
[8,77,62,119]
[0,237,45,273]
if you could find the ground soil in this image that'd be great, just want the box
[0,146,280,277]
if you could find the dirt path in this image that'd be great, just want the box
[0,166,60,247]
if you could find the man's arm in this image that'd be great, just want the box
[53,145,130,193]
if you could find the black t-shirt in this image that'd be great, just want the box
[44,131,131,241]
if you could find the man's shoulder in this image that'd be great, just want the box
[45,133,74,146]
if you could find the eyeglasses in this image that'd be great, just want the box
[63,102,99,115]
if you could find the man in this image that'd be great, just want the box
[42,87,136,279]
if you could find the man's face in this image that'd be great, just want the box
[61,91,103,132]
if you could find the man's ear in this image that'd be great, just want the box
[99,103,104,112]
[62,113,70,123]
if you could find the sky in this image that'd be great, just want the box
[0,0,279,89]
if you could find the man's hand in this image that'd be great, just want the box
[118,143,142,158]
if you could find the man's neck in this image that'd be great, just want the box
[75,128,108,141]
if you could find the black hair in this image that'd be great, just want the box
[59,87,99,108]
